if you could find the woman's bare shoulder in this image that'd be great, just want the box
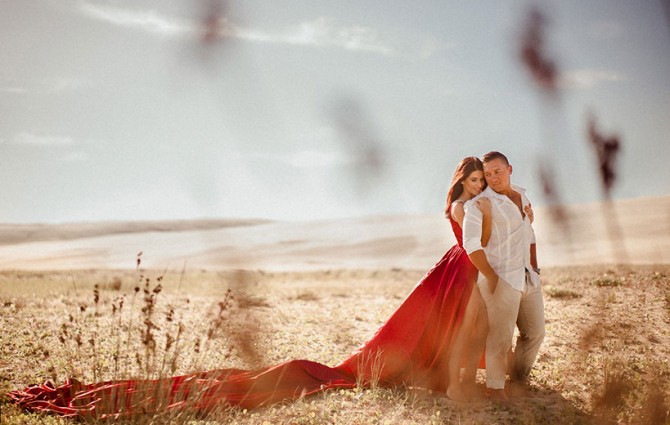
[450,200,465,219]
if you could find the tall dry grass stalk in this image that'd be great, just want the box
[518,6,629,269]
[518,6,576,261]
[43,254,273,422]
[587,115,629,267]
[354,348,385,391]
[516,9,656,425]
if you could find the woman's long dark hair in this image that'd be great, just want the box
[444,156,484,218]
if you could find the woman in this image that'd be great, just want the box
[444,156,490,401]
[7,157,493,420]
[332,157,491,394]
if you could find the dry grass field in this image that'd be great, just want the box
[1,198,669,423]
[1,264,669,424]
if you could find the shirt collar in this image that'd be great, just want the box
[482,184,527,201]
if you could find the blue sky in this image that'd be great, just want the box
[1,0,669,223]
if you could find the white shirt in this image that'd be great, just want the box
[462,185,539,292]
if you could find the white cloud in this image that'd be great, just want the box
[237,150,354,169]
[285,150,355,169]
[78,2,189,36]
[76,3,442,59]
[50,78,91,92]
[9,133,89,162]
[13,133,75,146]
[0,87,27,94]
[282,17,394,55]
[0,78,91,94]
[560,69,625,89]
[62,152,89,162]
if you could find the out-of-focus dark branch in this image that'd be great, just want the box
[518,6,574,256]
[328,96,386,197]
[587,114,628,265]
[190,0,231,67]
[538,165,568,224]
[520,8,558,95]
[201,0,228,45]
[587,115,621,200]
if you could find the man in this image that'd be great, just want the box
[462,151,545,401]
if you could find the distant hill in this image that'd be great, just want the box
[0,196,668,270]
[0,219,272,245]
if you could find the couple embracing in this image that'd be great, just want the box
[8,151,544,419]
[446,151,545,402]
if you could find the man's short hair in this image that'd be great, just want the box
[482,151,509,165]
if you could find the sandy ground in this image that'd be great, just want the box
[0,196,668,271]
[1,196,669,423]
[1,265,669,424]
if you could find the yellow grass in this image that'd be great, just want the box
[1,265,669,424]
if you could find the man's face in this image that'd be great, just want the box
[483,158,512,193]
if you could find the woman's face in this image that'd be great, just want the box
[462,170,485,198]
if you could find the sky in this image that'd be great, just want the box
[1,0,669,223]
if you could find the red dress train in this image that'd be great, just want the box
[7,218,479,420]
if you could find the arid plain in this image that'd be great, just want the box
[1,196,669,424]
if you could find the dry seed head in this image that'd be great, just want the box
[166,307,174,322]
[143,318,160,331]
[165,334,174,351]
[93,284,99,305]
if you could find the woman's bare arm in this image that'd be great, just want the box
[450,201,465,228]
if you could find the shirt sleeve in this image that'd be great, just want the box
[529,224,537,244]
[463,199,484,254]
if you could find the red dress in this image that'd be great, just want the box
[7,218,479,420]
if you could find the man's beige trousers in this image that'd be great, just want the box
[477,272,545,389]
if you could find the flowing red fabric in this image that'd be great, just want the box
[8,218,479,420]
